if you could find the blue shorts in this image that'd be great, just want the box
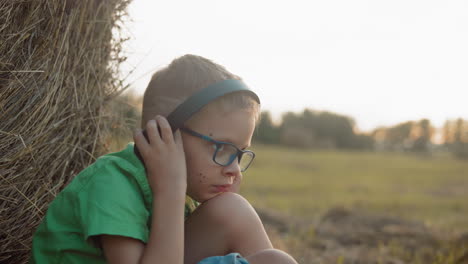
[198,253,249,264]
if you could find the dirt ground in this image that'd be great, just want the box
[257,207,468,264]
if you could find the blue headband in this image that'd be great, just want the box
[167,79,260,130]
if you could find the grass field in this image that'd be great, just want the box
[239,144,468,263]
[241,144,468,233]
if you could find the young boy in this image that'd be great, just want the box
[31,54,298,264]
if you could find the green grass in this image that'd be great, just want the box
[240,144,468,232]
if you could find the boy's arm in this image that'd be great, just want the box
[102,116,187,264]
[101,191,186,264]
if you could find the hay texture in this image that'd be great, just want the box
[0,1,131,263]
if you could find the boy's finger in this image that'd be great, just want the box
[156,116,173,143]
[133,129,149,157]
[146,119,162,145]
[174,129,183,146]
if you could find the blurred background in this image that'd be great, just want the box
[115,0,468,154]
[108,1,468,263]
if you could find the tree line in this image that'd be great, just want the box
[254,110,373,150]
[442,118,468,158]
[253,109,468,159]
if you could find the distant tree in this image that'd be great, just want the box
[452,118,468,159]
[350,133,375,150]
[454,118,464,143]
[254,111,280,144]
[280,125,315,148]
[410,119,433,153]
[386,121,414,151]
[370,119,435,153]
[279,111,312,148]
[323,113,355,148]
[442,120,453,145]
[277,109,369,150]
[440,118,468,159]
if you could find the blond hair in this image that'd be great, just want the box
[141,54,260,128]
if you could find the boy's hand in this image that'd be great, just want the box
[133,115,187,196]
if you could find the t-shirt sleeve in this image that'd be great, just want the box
[77,163,150,245]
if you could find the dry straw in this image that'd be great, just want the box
[0,0,132,263]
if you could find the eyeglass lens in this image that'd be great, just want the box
[214,144,253,171]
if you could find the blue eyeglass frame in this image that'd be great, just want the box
[180,127,255,172]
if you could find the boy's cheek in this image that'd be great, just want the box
[230,175,242,193]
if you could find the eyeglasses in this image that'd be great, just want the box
[180,127,255,172]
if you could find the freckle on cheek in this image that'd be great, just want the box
[199,173,206,182]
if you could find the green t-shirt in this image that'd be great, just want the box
[30,143,199,264]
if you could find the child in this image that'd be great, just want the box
[31,54,298,264]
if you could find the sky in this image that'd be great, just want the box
[120,0,468,132]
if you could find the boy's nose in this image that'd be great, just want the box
[222,159,241,178]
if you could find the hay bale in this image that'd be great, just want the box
[0,1,131,263]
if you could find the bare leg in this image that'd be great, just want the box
[184,192,274,264]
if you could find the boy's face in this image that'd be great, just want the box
[182,108,256,203]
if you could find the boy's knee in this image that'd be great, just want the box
[246,249,298,264]
[199,192,258,225]
[206,192,248,207]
